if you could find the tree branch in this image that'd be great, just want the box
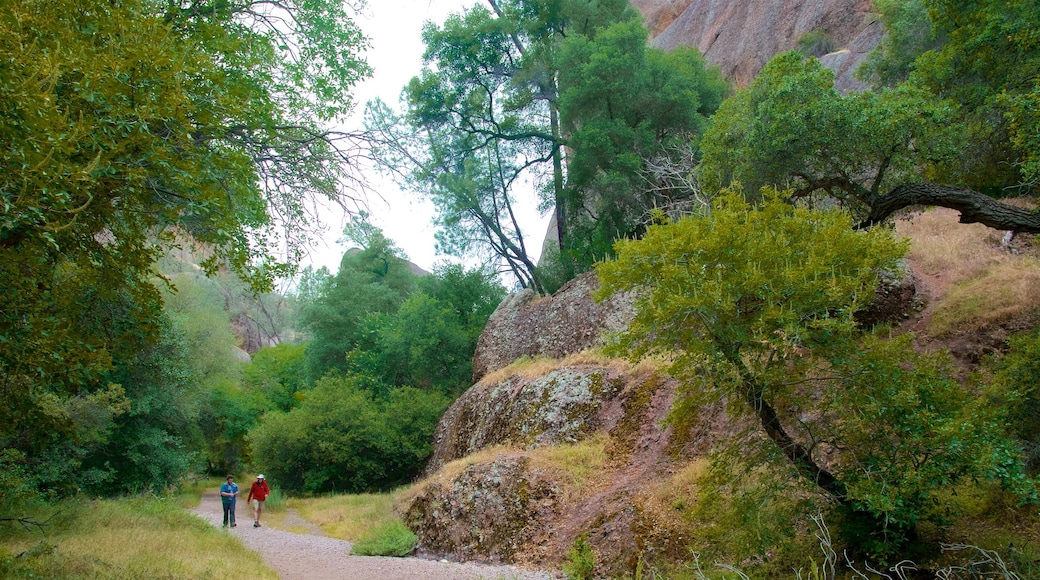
[857,183,1040,233]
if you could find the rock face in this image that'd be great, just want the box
[426,366,627,472]
[471,271,635,382]
[404,455,560,564]
[631,0,882,91]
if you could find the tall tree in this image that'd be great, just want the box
[555,17,727,275]
[300,223,416,384]
[366,3,556,292]
[367,0,639,293]
[0,0,370,497]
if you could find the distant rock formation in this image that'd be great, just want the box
[631,0,882,92]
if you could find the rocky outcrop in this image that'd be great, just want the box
[633,0,882,92]
[416,225,919,573]
[471,271,635,382]
[404,455,560,563]
[430,365,635,472]
[407,360,742,573]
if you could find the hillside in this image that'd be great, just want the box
[397,207,1040,577]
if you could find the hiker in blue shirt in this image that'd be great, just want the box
[219,475,239,527]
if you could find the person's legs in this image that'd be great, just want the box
[252,499,261,526]
[257,500,263,525]
[230,501,236,527]
[222,501,231,526]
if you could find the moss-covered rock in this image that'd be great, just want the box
[426,366,625,472]
[403,455,558,563]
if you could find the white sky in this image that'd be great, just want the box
[302,0,549,274]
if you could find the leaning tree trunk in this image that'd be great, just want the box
[859,183,1040,233]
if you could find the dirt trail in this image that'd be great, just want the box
[192,492,555,580]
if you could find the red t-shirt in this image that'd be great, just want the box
[248,480,270,502]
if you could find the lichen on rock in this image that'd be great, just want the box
[404,455,559,564]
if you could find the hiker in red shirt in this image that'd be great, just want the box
[247,474,270,528]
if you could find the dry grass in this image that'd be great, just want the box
[638,458,709,519]
[286,493,398,541]
[895,208,1014,281]
[929,259,1040,336]
[397,434,615,513]
[393,444,525,511]
[478,349,661,386]
[527,432,612,503]
[895,207,1040,336]
[0,498,275,579]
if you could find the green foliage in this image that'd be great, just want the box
[987,328,1040,474]
[556,17,728,270]
[300,230,416,383]
[700,52,963,207]
[348,263,505,396]
[915,0,1040,186]
[243,344,308,412]
[78,312,201,496]
[365,1,559,292]
[596,190,1034,558]
[829,333,1033,560]
[369,0,725,291]
[796,29,837,58]
[0,0,368,501]
[683,449,822,577]
[563,533,596,580]
[349,519,418,557]
[859,0,941,87]
[247,376,449,494]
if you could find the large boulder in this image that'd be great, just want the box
[471,271,635,382]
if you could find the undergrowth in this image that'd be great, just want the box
[350,519,417,557]
[0,496,274,579]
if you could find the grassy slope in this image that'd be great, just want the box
[0,478,277,580]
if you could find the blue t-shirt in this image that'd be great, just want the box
[220,482,239,503]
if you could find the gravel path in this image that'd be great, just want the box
[192,492,555,580]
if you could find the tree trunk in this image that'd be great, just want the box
[859,183,1040,233]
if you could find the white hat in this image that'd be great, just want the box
[257,474,265,479]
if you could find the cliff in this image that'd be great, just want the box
[631,0,881,91]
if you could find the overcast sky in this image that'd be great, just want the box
[302,0,549,275]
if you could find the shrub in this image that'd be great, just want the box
[350,519,417,557]
[797,29,837,57]
[563,533,596,580]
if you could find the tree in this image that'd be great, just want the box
[858,0,942,88]
[366,2,559,292]
[554,17,727,275]
[701,0,1040,233]
[367,0,646,293]
[0,0,369,498]
[247,375,449,493]
[300,225,416,383]
[596,190,1032,557]
[348,263,506,396]
[915,0,1040,188]
[700,51,1040,233]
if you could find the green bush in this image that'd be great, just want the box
[350,519,417,557]
[797,29,837,57]
[988,327,1040,474]
[562,534,596,580]
[247,376,449,493]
